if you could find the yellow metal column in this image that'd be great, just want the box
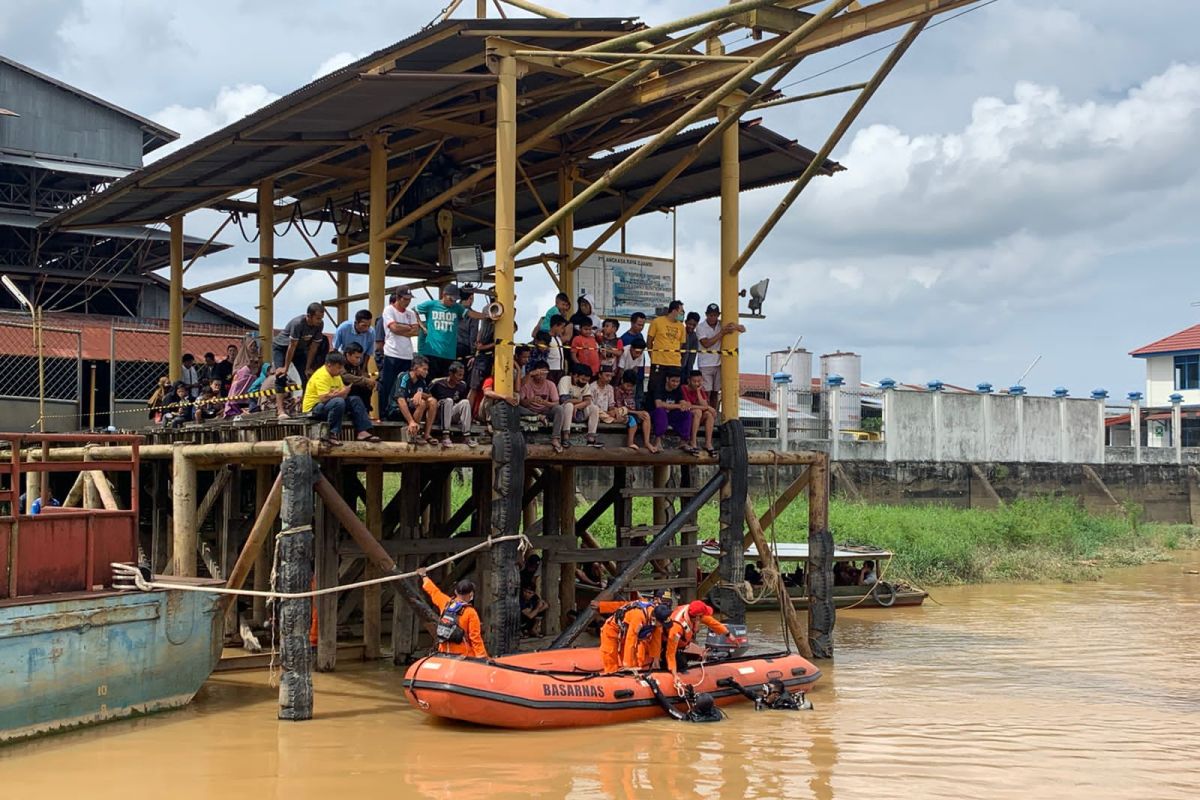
[719,113,740,420]
[335,232,350,323]
[557,167,575,299]
[493,54,517,395]
[257,181,274,345]
[168,215,183,382]
[368,134,388,320]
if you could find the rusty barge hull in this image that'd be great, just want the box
[0,586,223,744]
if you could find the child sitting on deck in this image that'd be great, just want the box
[681,369,718,457]
[613,368,657,452]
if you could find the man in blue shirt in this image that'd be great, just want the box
[333,309,375,360]
[415,284,491,379]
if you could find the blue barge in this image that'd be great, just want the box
[0,433,224,744]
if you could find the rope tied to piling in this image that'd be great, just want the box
[111,532,531,601]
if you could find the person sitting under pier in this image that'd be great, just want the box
[388,355,437,444]
[520,583,549,637]
[429,361,476,447]
[416,567,488,658]
[558,363,602,448]
[303,351,380,446]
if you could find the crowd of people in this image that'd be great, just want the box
[150,285,745,452]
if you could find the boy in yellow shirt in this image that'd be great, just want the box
[303,352,380,445]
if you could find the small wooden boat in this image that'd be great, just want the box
[403,647,820,729]
[702,543,928,611]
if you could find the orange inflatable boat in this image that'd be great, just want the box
[402,648,820,729]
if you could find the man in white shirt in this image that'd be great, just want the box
[695,303,745,419]
[557,363,601,446]
[379,287,420,414]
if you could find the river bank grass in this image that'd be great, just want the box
[585,496,1200,586]
[387,475,1197,586]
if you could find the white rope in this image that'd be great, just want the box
[111,533,530,600]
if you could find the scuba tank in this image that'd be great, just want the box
[436,601,468,645]
[614,600,656,645]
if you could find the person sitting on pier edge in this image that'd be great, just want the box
[389,354,436,444]
[613,368,657,452]
[518,360,572,453]
[558,362,602,448]
[569,314,601,377]
[379,288,419,415]
[478,347,526,425]
[546,314,568,385]
[649,367,701,456]
[617,336,648,407]
[415,284,492,379]
[272,302,326,406]
[416,567,488,658]
[647,300,686,398]
[303,351,380,446]
[664,601,729,677]
[682,370,718,457]
[338,342,377,408]
[429,361,476,447]
[590,366,620,425]
[598,598,672,674]
[223,348,262,418]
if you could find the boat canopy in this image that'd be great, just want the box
[701,543,893,562]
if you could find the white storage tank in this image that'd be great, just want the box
[767,348,814,440]
[820,351,862,434]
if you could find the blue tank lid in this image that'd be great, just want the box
[771,371,793,385]
[826,374,844,387]
[1008,385,1026,396]
[879,378,897,390]
[926,379,944,391]
[1169,392,1184,404]
[1053,387,1069,398]
[1091,389,1108,400]
[1127,391,1143,401]
[977,382,993,393]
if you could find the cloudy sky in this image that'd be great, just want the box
[4,0,1198,395]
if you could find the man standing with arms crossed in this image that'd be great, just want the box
[695,302,745,419]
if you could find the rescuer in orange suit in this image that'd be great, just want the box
[597,601,672,674]
[592,592,671,671]
[665,600,728,675]
[416,567,488,658]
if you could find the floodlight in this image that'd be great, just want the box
[1,274,32,310]
[741,278,769,317]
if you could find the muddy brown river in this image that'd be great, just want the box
[3,554,1198,799]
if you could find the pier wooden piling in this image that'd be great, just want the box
[277,437,314,721]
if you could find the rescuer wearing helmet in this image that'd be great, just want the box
[416,567,488,658]
[664,600,729,676]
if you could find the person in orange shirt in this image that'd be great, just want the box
[416,567,488,658]
[664,600,728,675]
[592,593,672,670]
[597,600,671,674]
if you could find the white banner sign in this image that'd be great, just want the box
[573,249,675,319]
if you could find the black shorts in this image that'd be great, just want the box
[425,355,453,380]
[470,355,493,390]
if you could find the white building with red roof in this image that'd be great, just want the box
[1130,323,1200,408]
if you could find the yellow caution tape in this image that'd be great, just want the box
[493,340,738,356]
[33,384,303,426]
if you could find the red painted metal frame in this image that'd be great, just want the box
[0,433,142,599]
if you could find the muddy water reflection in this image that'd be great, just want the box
[2,556,1198,799]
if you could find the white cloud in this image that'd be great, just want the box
[150,84,281,157]
[311,51,367,80]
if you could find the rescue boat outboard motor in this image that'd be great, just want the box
[704,624,749,661]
